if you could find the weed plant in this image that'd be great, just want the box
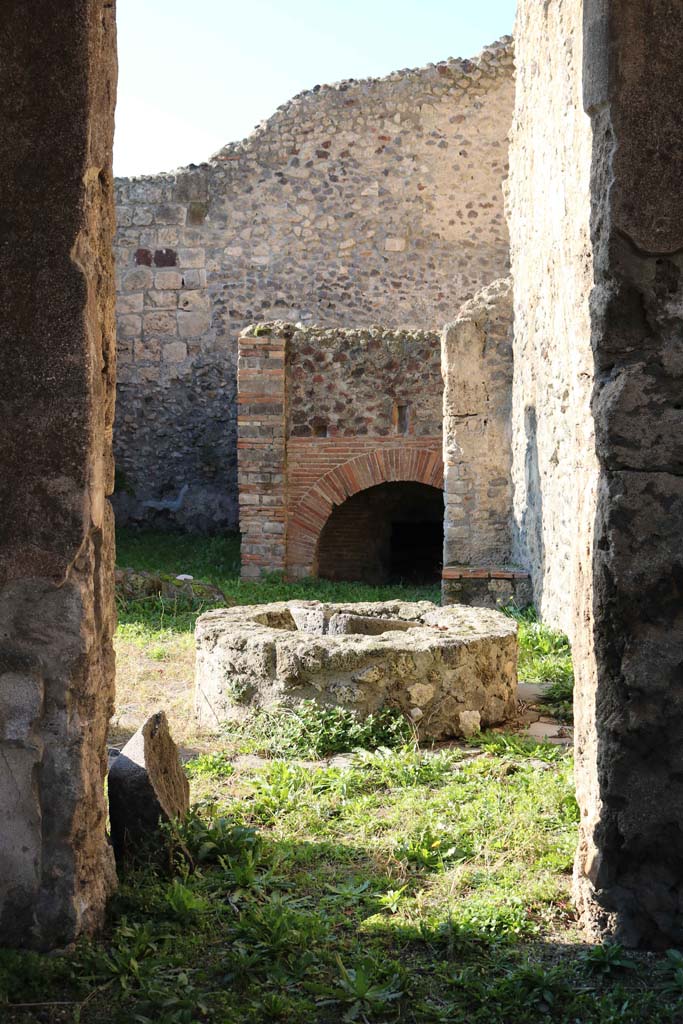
[228,701,413,760]
[505,605,574,720]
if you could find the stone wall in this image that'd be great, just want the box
[506,1,595,638]
[288,327,442,439]
[0,0,117,949]
[509,0,683,948]
[113,38,514,530]
[237,323,444,580]
[442,278,513,564]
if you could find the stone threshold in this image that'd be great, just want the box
[442,565,531,581]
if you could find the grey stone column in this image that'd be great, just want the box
[0,1,118,949]
[573,0,683,949]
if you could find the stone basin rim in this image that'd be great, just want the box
[195,599,518,646]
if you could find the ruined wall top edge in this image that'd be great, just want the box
[240,321,441,346]
[115,35,514,185]
[442,276,512,333]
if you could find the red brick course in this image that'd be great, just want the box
[237,332,288,578]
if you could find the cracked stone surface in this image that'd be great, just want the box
[195,600,518,741]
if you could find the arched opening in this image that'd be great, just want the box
[316,481,443,584]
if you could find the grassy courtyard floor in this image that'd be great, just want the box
[2,530,681,1024]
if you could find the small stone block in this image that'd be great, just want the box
[107,711,189,864]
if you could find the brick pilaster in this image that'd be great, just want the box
[237,328,287,578]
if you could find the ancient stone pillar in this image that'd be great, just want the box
[509,0,683,947]
[0,1,118,949]
[441,279,514,570]
[440,278,532,607]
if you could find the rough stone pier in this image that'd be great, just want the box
[195,600,518,741]
[509,0,683,947]
[0,0,118,949]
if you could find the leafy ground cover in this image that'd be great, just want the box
[506,607,574,722]
[8,530,676,1024]
[4,741,682,1023]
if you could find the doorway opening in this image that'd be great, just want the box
[316,481,443,584]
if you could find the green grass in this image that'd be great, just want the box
[506,606,573,688]
[116,528,439,637]
[4,530,678,1022]
[4,744,680,1024]
[505,606,574,720]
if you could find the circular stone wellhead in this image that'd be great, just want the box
[194,600,518,741]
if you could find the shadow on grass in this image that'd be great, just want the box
[4,825,679,1024]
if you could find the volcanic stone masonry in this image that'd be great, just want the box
[2,0,681,960]
[112,38,514,531]
[441,277,531,608]
[509,0,683,948]
[0,0,118,950]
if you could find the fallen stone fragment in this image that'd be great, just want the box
[108,712,189,864]
[458,710,481,738]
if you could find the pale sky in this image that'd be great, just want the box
[114,0,517,178]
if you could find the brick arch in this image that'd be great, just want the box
[287,447,444,577]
